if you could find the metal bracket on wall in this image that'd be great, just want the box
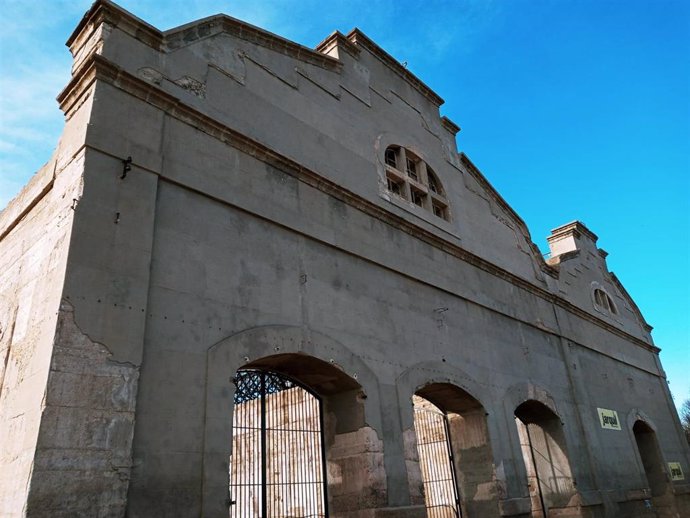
[121,156,132,179]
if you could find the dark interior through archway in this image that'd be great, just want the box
[633,420,669,500]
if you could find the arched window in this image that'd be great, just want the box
[592,287,618,316]
[383,145,449,221]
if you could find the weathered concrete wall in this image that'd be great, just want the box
[121,171,686,516]
[2,1,688,517]
[21,118,160,515]
[25,301,138,517]
[0,84,93,516]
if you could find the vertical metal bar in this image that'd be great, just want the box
[299,387,305,516]
[414,398,462,518]
[298,388,304,516]
[261,373,267,518]
[230,371,328,518]
[288,388,293,516]
[525,422,547,518]
[443,413,462,518]
[319,395,329,518]
[285,386,290,518]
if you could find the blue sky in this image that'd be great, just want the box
[1,0,688,410]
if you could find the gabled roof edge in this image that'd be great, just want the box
[610,272,654,334]
[164,15,342,72]
[459,152,558,278]
[67,0,342,73]
[345,29,444,107]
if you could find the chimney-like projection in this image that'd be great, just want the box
[547,220,600,258]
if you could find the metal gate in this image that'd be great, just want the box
[230,369,328,518]
[522,421,547,518]
[413,395,462,518]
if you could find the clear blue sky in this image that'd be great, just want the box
[1,0,688,410]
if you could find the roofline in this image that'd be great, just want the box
[164,14,342,71]
[66,0,162,48]
[67,3,446,104]
[610,272,654,333]
[458,152,556,278]
[548,220,599,243]
[345,29,445,107]
[67,0,341,73]
[315,31,361,58]
[441,116,461,135]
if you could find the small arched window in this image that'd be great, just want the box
[592,287,618,316]
[383,145,449,221]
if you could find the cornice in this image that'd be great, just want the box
[66,0,163,51]
[67,1,340,75]
[0,169,54,243]
[57,56,99,117]
[548,220,599,244]
[61,53,659,355]
[441,116,461,135]
[345,29,444,108]
[165,15,342,72]
[315,31,361,59]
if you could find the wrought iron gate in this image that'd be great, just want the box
[522,421,547,518]
[230,369,328,518]
[413,396,462,518]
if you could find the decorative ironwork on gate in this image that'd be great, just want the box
[230,369,328,518]
[413,395,462,518]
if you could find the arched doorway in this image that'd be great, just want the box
[514,401,575,518]
[413,394,461,518]
[228,353,374,518]
[411,383,498,518]
[632,420,674,516]
[230,369,327,518]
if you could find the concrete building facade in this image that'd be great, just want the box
[0,2,688,517]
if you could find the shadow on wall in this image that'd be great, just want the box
[514,400,576,518]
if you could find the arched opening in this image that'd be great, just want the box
[633,420,673,512]
[230,369,327,518]
[229,354,376,517]
[593,287,618,315]
[382,145,450,221]
[412,394,460,518]
[410,383,498,518]
[514,401,575,518]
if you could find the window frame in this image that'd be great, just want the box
[591,284,619,317]
[383,145,450,222]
